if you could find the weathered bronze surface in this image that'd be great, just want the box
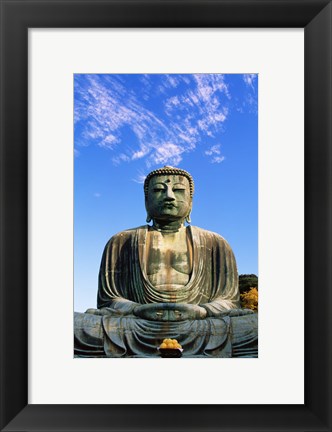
[74,166,258,357]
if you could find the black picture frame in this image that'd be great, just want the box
[1,1,331,431]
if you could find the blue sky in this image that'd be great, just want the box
[74,74,258,312]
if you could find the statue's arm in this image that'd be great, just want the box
[96,235,141,315]
[101,298,140,315]
[201,298,239,316]
[200,237,241,317]
[85,298,139,316]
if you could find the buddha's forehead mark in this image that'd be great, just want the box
[151,175,189,186]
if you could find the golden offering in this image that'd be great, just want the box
[158,339,183,358]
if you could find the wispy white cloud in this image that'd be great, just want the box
[132,145,150,160]
[205,144,225,163]
[74,74,231,169]
[164,75,181,88]
[94,192,101,198]
[243,74,257,90]
[205,144,221,156]
[112,153,131,165]
[149,143,184,167]
[132,173,147,184]
[211,156,225,164]
[241,74,258,114]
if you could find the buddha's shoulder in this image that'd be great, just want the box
[105,225,147,244]
[190,226,231,247]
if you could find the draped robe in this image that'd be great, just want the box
[74,225,258,358]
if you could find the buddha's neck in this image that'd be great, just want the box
[152,219,185,233]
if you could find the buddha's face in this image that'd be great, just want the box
[146,175,192,222]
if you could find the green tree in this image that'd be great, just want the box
[239,274,258,295]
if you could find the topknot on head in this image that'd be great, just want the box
[144,166,194,198]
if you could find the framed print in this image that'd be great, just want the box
[1,0,331,431]
[28,29,303,405]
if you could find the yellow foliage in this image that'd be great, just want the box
[241,287,258,311]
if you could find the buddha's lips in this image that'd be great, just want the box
[162,202,176,208]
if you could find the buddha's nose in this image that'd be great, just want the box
[165,187,175,200]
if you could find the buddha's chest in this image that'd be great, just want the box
[145,229,193,286]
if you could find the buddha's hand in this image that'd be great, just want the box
[133,303,207,321]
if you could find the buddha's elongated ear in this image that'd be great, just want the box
[185,202,193,224]
[145,199,152,223]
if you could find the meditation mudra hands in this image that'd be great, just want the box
[133,302,207,321]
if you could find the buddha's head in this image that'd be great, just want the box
[144,166,194,224]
